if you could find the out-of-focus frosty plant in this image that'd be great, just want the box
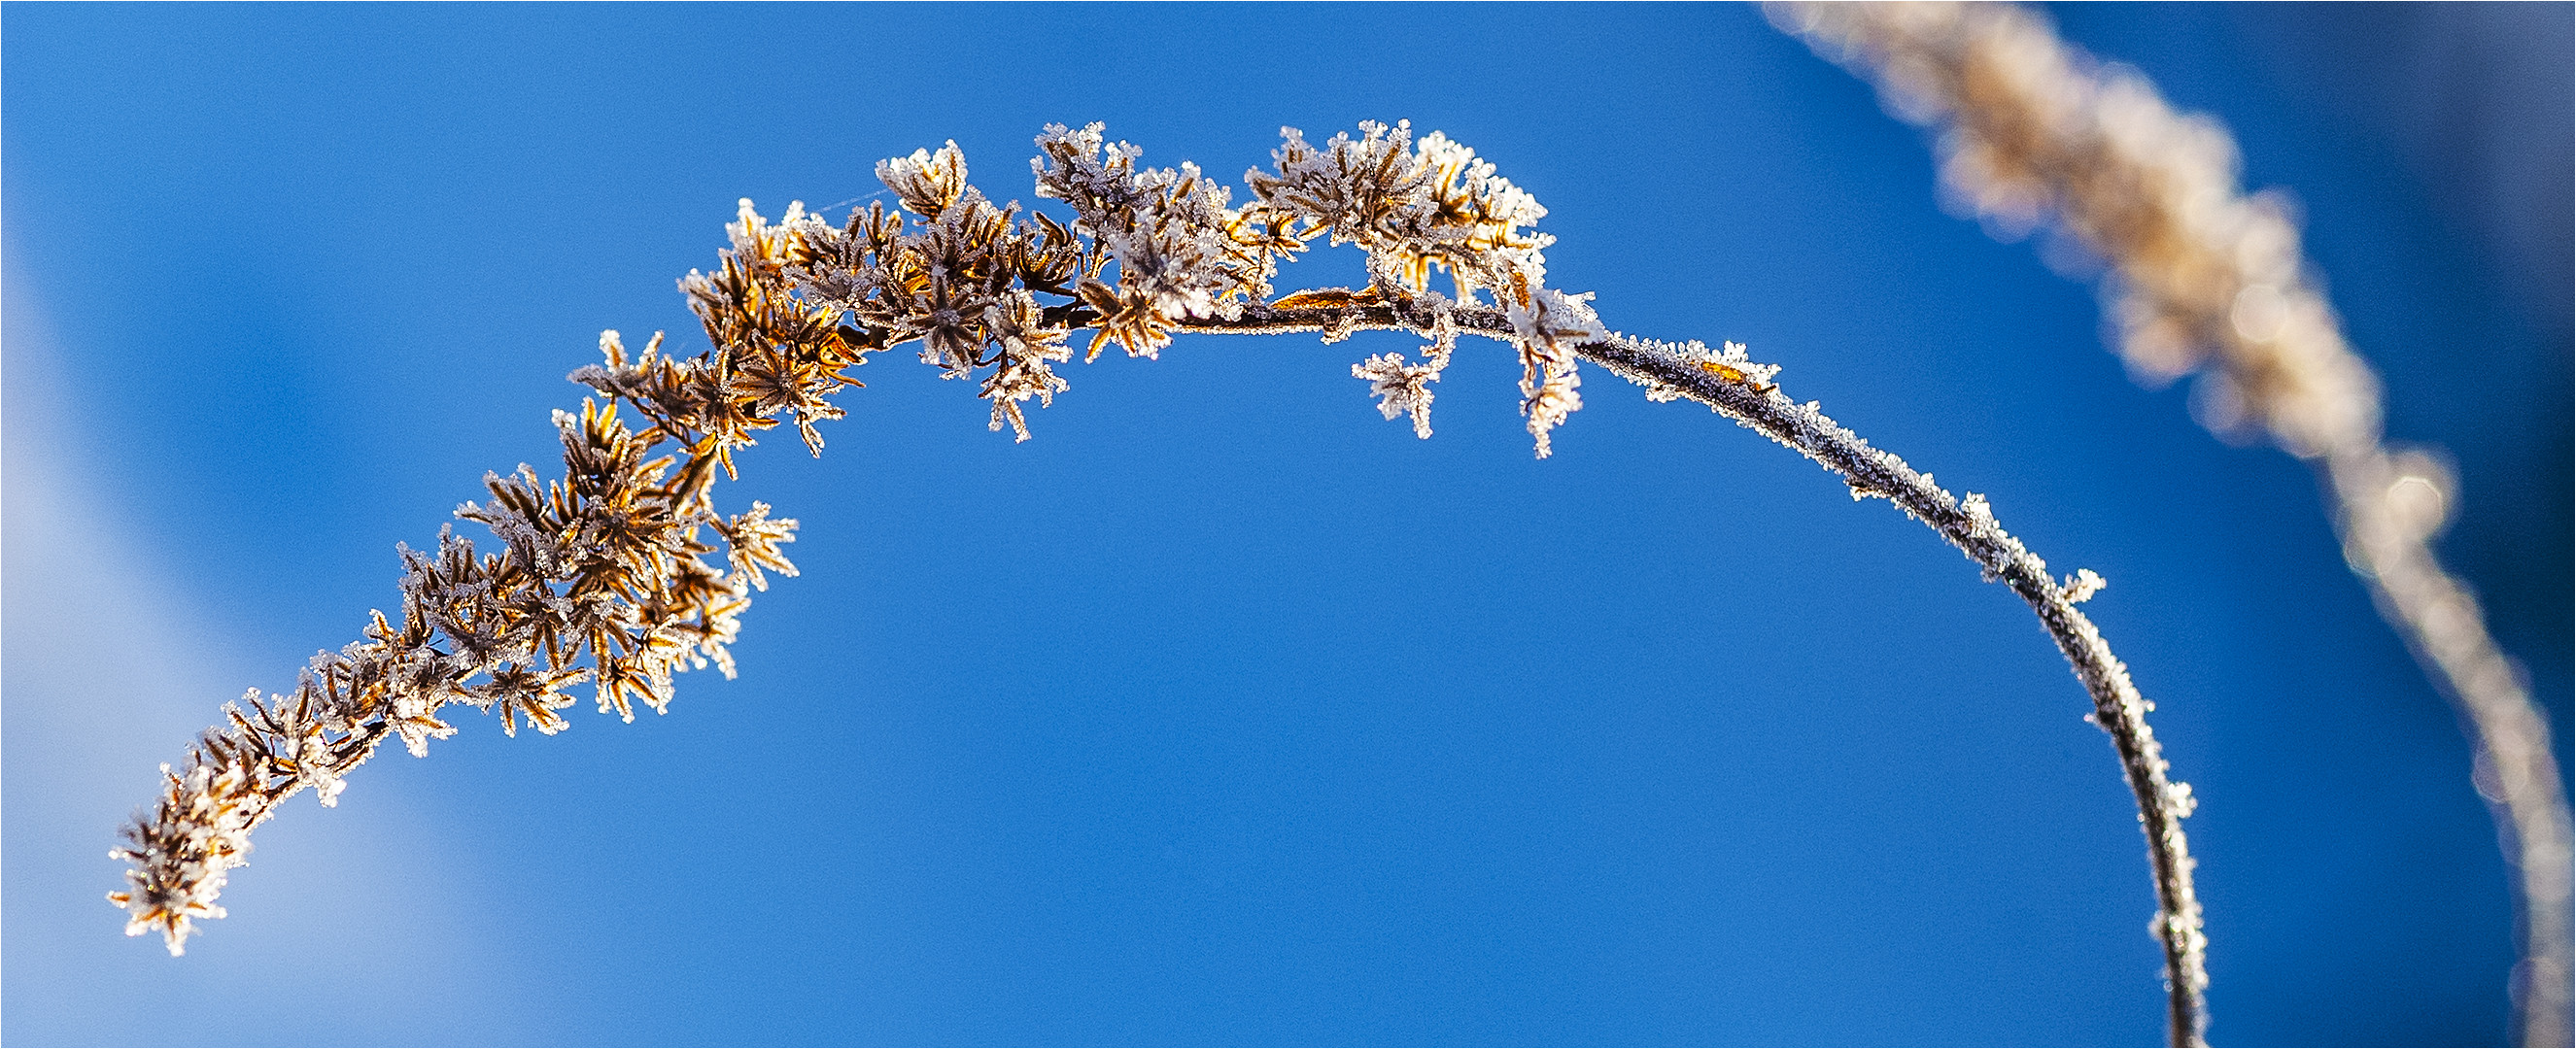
[1771,4,2573,1045]
[114,118,2209,1042]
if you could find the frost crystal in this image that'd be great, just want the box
[1353,352,1444,439]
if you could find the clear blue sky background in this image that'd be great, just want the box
[5,4,2567,1045]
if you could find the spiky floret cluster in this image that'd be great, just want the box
[111,387,803,954]
[773,119,1603,450]
[115,120,1611,955]
[1246,120,1601,454]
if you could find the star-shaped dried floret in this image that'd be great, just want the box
[714,501,800,592]
[474,661,589,737]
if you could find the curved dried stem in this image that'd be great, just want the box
[115,119,2205,1043]
[1771,5,2570,1043]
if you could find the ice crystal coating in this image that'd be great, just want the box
[1031,122,1286,361]
[1354,352,1444,438]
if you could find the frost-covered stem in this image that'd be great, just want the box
[1589,329,2211,1048]
[1772,5,2569,1041]
[2331,446,2576,1043]
[1166,298,2211,1044]
[120,121,2210,1040]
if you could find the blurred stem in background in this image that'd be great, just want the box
[1771,4,2574,1044]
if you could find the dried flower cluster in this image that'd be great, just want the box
[1772,5,2571,1043]
[773,120,1606,453]
[111,381,805,954]
[109,118,1616,957]
[115,119,2200,1044]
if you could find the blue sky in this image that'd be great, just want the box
[5,4,2567,1045]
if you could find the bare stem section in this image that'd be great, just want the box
[115,119,2202,1041]
[1179,301,2209,1043]
[1771,4,2572,1044]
